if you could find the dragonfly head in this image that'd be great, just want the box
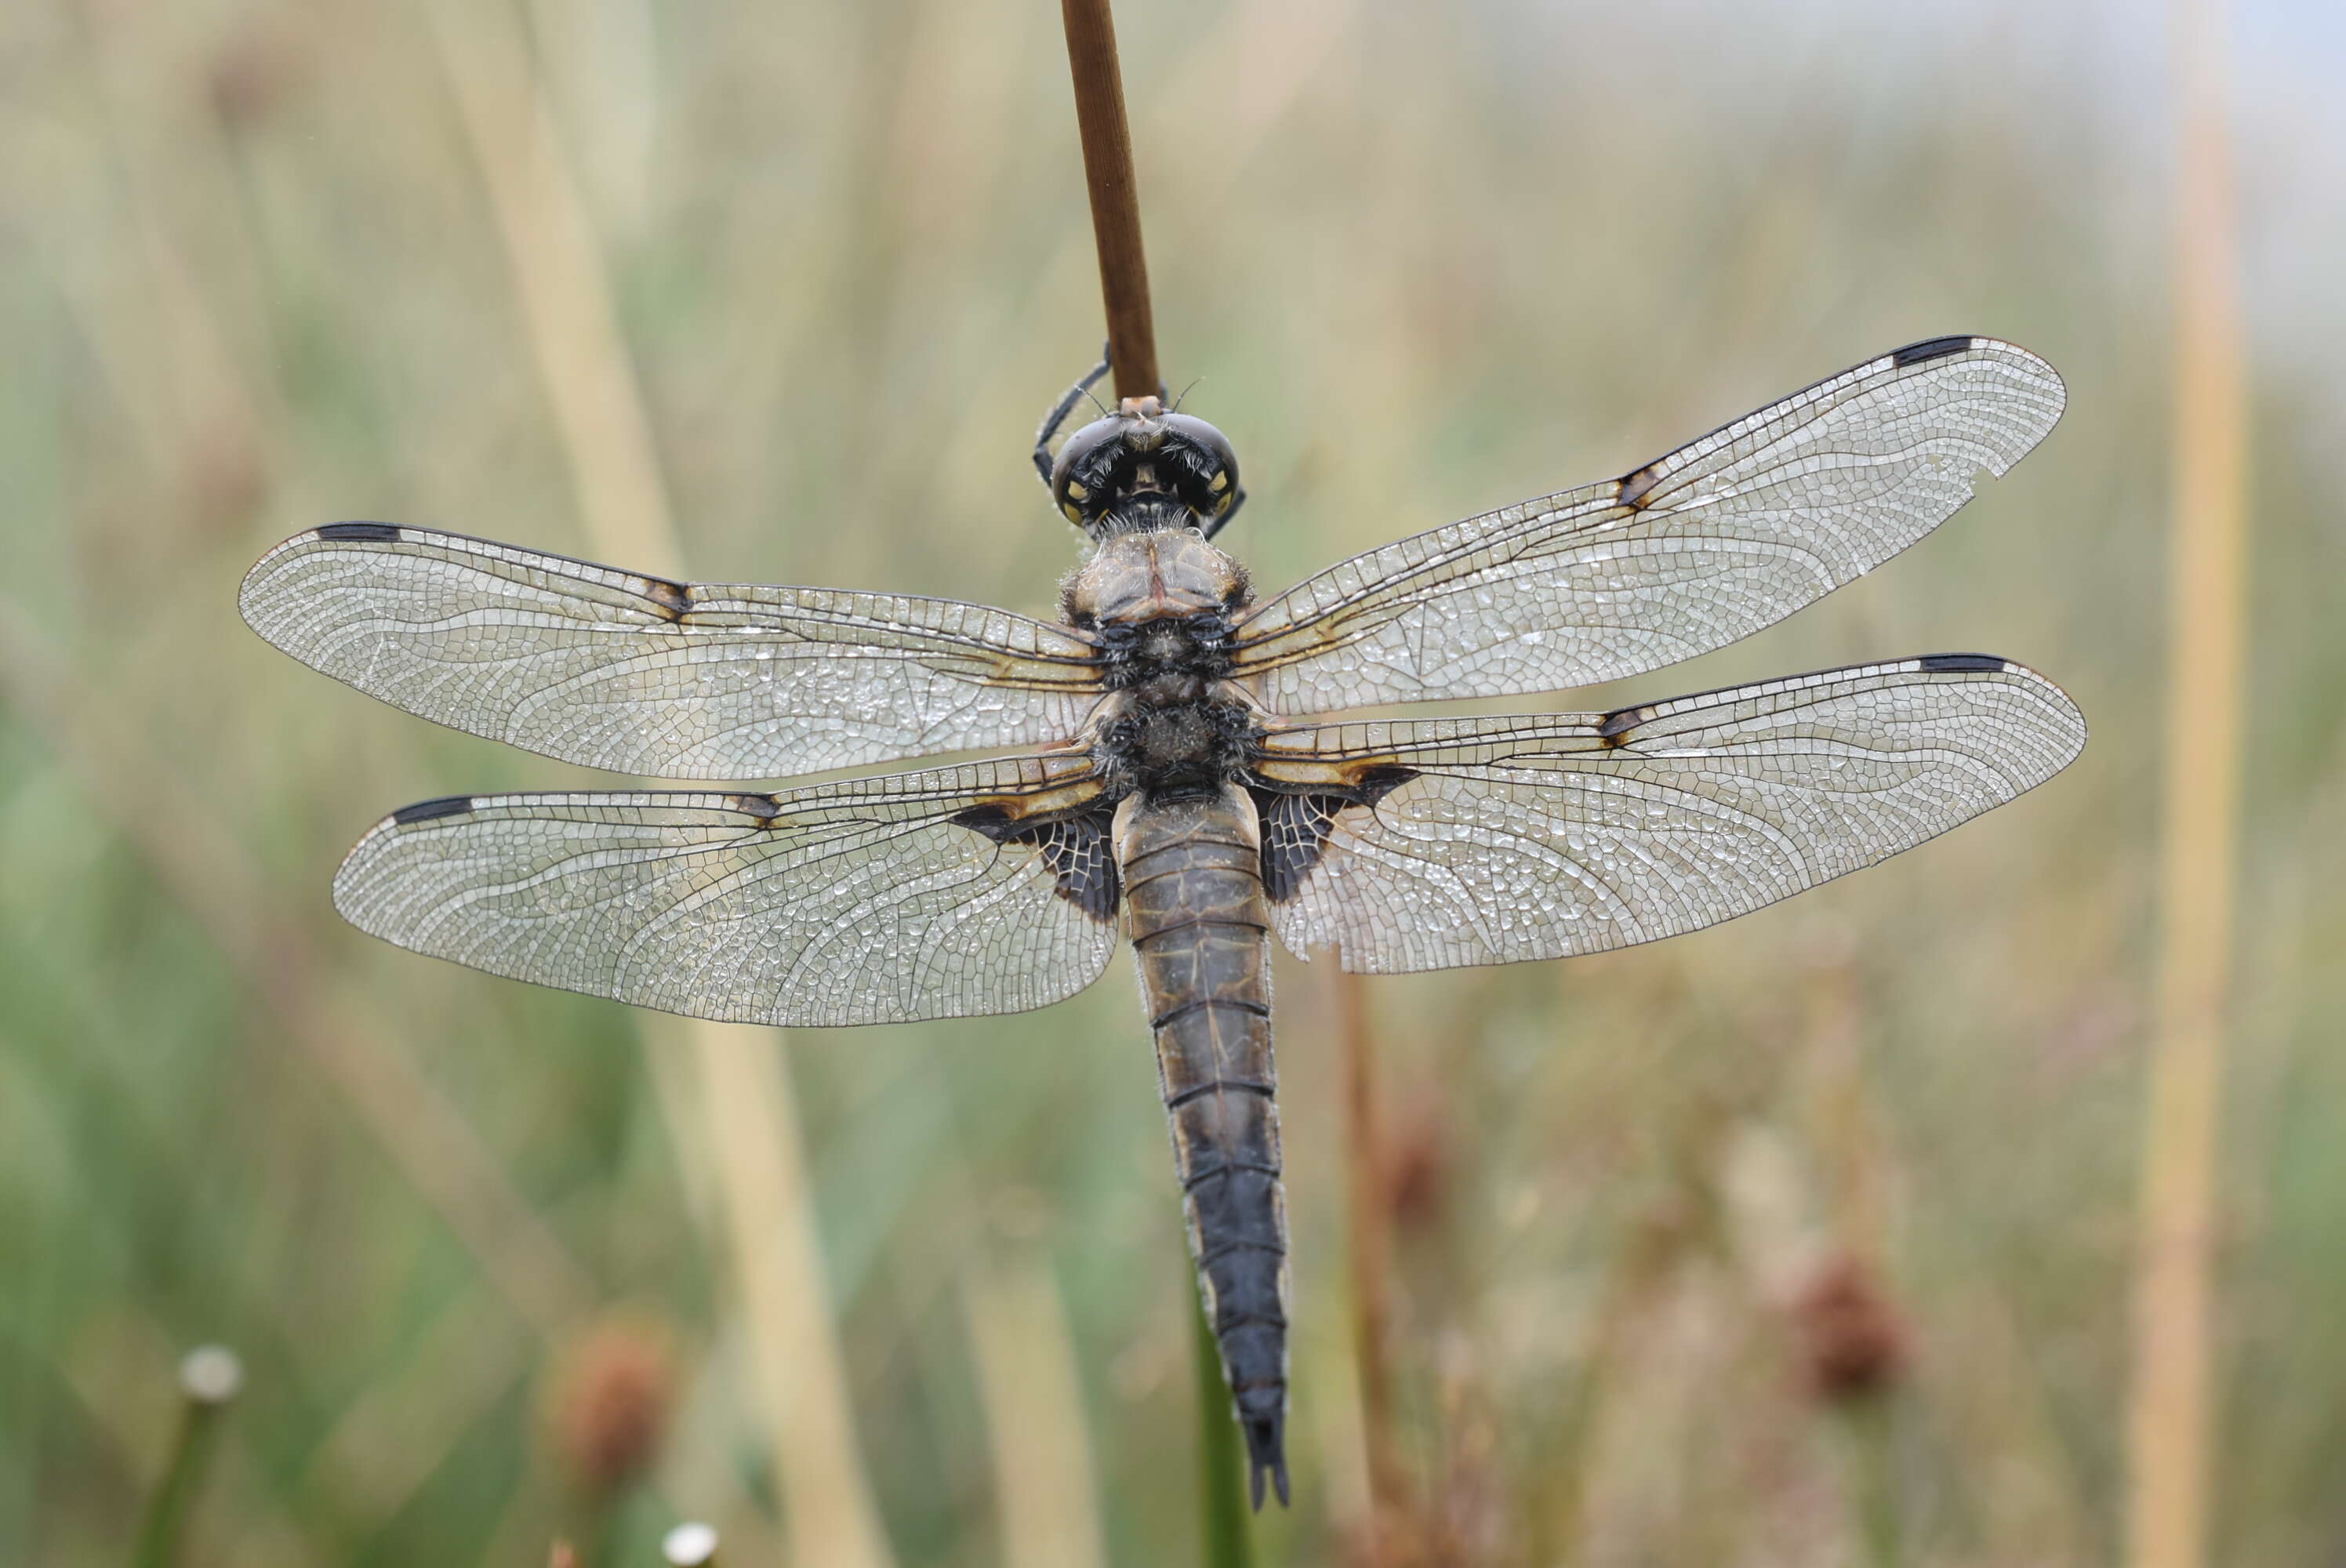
[1051,395,1240,537]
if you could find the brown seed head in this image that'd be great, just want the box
[547,1315,677,1495]
[1382,1095,1451,1232]
[1792,1254,1908,1401]
[207,21,308,130]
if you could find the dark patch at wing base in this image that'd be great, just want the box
[1890,336,1975,367]
[1917,652,2008,672]
[316,521,403,542]
[953,802,1121,922]
[390,795,474,825]
[1251,769,1415,902]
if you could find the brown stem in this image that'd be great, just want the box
[1059,0,1160,400]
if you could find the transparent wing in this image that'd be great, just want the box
[242,524,1102,779]
[1234,338,2065,713]
[332,753,1120,1025]
[1248,656,2084,973]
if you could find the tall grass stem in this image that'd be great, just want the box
[2126,1,2251,1564]
[964,1258,1108,1568]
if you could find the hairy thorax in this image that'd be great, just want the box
[1065,530,1265,799]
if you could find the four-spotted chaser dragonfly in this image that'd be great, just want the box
[241,336,2083,1507]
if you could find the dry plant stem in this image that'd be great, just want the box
[1059,0,1160,399]
[418,2,892,1563]
[1832,1397,1905,1568]
[2126,1,2250,1564]
[693,1039,898,1568]
[1532,1209,1684,1562]
[1332,968,1407,1560]
[60,0,272,498]
[963,1258,1109,1568]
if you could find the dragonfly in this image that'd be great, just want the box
[241,336,2083,1508]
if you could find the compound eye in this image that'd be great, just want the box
[1160,413,1240,513]
[1049,416,1124,524]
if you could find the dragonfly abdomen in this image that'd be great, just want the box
[1115,785,1291,1509]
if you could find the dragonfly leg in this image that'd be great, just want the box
[1033,342,1113,485]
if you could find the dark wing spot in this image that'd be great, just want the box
[317,521,403,542]
[1596,706,1646,741]
[1618,463,1664,510]
[727,793,784,821]
[952,804,1015,837]
[1917,652,2008,673]
[391,795,474,825]
[640,576,694,620]
[1890,336,1975,368]
[953,801,1120,923]
[1253,768,1415,902]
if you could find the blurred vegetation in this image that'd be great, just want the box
[2,1,2342,1564]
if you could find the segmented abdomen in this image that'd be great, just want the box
[1114,784,1291,1508]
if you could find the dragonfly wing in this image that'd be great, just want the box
[334,753,1120,1025]
[1235,339,2065,713]
[1247,655,2084,973]
[242,524,1102,779]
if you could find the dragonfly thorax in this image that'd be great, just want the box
[1064,530,1252,633]
[1093,682,1261,801]
[1067,532,1262,796]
